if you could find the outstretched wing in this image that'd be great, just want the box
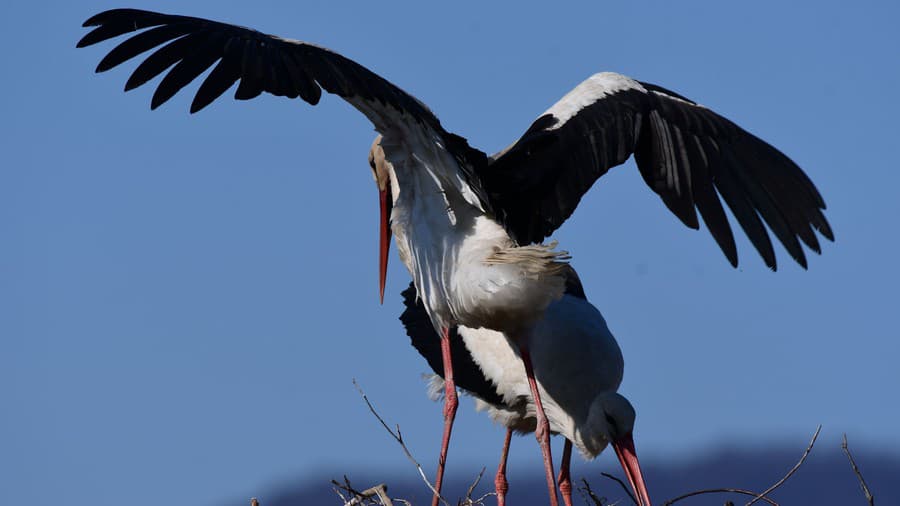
[77,9,438,122]
[77,8,493,211]
[483,72,833,270]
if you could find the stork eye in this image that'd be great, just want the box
[604,413,618,434]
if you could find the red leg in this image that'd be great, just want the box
[431,326,458,506]
[520,346,559,506]
[558,439,573,506]
[495,428,513,506]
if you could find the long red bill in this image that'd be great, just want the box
[378,187,392,304]
[612,433,652,506]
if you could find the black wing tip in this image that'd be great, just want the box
[81,11,109,28]
[724,250,738,268]
[95,60,115,73]
[817,221,835,242]
[82,8,157,27]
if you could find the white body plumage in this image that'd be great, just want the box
[428,293,631,459]
[377,131,568,335]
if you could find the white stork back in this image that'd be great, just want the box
[372,137,570,335]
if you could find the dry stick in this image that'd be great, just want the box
[332,477,395,506]
[465,468,497,506]
[664,425,825,506]
[470,490,497,506]
[578,478,607,506]
[841,434,875,505]
[357,484,394,506]
[371,485,395,506]
[459,467,488,506]
[353,379,451,506]
[465,467,485,499]
[663,488,779,506]
[601,472,638,505]
[333,486,350,504]
[745,425,822,506]
[332,476,366,505]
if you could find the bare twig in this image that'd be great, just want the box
[458,467,490,505]
[353,379,450,506]
[357,484,393,506]
[745,425,821,506]
[468,491,497,505]
[465,467,485,499]
[332,476,366,505]
[578,478,608,506]
[370,485,394,506]
[664,427,824,506]
[332,477,396,506]
[842,434,875,505]
[663,488,779,506]
[601,472,638,505]
[333,486,349,504]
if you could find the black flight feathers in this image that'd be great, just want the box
[78,8,833,271]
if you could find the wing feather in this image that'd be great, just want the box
[78,8,494,210]
[485,72,832,269]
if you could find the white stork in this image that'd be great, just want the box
[78,9,833,506]
[399,270,652,506]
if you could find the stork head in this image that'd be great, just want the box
[585,392,653,506]
[368,135,394,304]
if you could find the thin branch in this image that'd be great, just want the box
[332,476,367,505]
[663,488,778,506]
[353,379,450,506]
[469,491,497,505]
[333,486,349,504]
[841,434,875,505]
[745,425,821,506]
[359,484,394,506]
[664,427,824,506]
[579,478,608,506]
[332,477,396,506]
[601,472,638,505]
[458,467,487,505]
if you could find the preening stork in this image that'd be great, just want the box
[399,270,652,506]
[78,9,833,506]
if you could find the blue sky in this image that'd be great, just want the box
[2,1,898,505]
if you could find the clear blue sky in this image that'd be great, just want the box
[2,1,898,505]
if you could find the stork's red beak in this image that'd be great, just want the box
[378,186,392,304]
[612,433,652,506]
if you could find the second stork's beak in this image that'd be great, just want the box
[378,183,392,304]
[612,433,653,506]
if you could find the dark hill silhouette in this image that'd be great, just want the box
[234,444,898,505]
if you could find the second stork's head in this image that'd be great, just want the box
[368,135,395,304]
[584,392,653,506]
